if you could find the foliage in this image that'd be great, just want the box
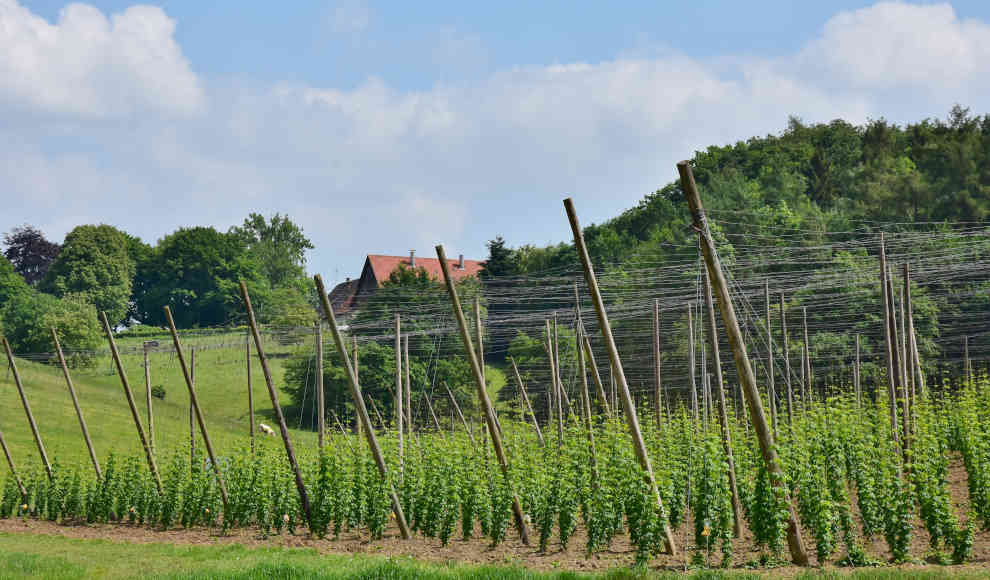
[229,213,314,288]
[1,291,101,360]
[2,224,60,286]
[40,225,135,325]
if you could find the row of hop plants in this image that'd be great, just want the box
[2,379,989,568]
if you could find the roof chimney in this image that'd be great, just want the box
[409,250,416,267]
[458,254,464,269]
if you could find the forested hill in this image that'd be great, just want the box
[482,105,990,277]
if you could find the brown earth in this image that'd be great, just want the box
[0,458,989,576]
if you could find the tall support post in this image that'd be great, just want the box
[394,316,404,469]
[443,381,476,445]
[799,308,810,404]
[702,272,744,537]
[880,238,900,443]
[474,296,486,389]
[316,321,325,450]
[143,342,154,456]
[855,334,862,407]
[99,311,162,493]
[678,161,808,566]
[780,294,793,426]
[653,299,663,425]
[0,425,25,497]
[436,245,530,545]
[687,303,699,423]
[52,329,101,479]
[765,280,777,437]
[583,336,612,418]
[543,319,557,432]
[510,357,545,446]
[353,337,361,435]
[899,274,911,446]
[404,334,412,435]
[189,347,196,465]
[564,199,678,556]
[904,265,925,397]
[576,325,601,484]
[2,337,52,480]
[164,307,230,509]
[247,333,254,455]
[240,282,311,526]
[424,392,442,431]
[402,333,413,432]
[314,276,411,538]
[552,316,564,438]
[700,313,709,429]
[964,336,971,386]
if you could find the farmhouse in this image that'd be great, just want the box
[328,251,484,318]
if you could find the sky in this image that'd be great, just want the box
[3,1,990,286]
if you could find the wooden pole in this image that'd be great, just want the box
[702,272,743,537]
[367,395,387,432]
[314,275,412,539]
[582,336,612,418]
[780,294,793,427]
[552,316,564,439]
[316,321,325,450]
[52,329,101,479]
[653,299,663,425]
[443,381,476,445]
[144,343,154,457]
[189,347,196,465]
[899,272,911,446]
[424,391,442,431]
[765,280,777,437]
[247,333,254,456]
[99,311,162,494]
[353,337,360,435]
[904,265,925,397]
[678,161,808,566]
[576,325,601,484]
[395,316,403,471]
[687,303,699,423]
[802,308,811,406]
[510,357,545,445]
[880,238,899,443]
[855,334,862,407]
[239,282,311,526]
[0,425,25,498]
[543,319,556,431]
[404,334,412,435]
[436,245,530,545]
[563,199,678,556]
[164,306,230,508]
[2,337,52,480]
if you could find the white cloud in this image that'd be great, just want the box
[0,0,202,116]
[2,1,990,283]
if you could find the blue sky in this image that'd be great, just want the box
[4,1,990,284]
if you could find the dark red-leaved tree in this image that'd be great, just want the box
[2,224,61,286]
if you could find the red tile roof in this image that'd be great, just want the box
[367,254,484,286]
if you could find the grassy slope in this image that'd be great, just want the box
[0,331,317,471]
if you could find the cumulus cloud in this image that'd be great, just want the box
[2,1,990,282]
[0,0,202,116]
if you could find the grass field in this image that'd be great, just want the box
[1,532,989,580]
[0,329,312,468]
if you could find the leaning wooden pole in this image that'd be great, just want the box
[765,280,777,437]
[904,265,925,397]
[564,198,678,556]
[582,336,612,418]
[879,236,900,443]
[404,334,412,436]
[780,294,794,426]
[247,333,255,455]
[316,321,326,450]
[314,275,412,539]
[436,245,530,545]
[395,315,403,467]
[143,343,155,457]
[2,337,52,480]
[703,271,744,537]
[576,325,601,485]
[510,357,545,446]
[164,306,230,509]
[652,299,663,425]
[443,381,475,445]
[677,161,809,566]
[240,282,312,526]
[51,329,101,479]
[687,303,699,423]
[99,311,162,494]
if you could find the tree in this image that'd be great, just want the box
[480,236,518,279]
[132,227,265,328]
[1,291,101,364]
[0,254,30,306]
[2,225,60,286]
[40,225,135,324]
[230,213,314,287]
